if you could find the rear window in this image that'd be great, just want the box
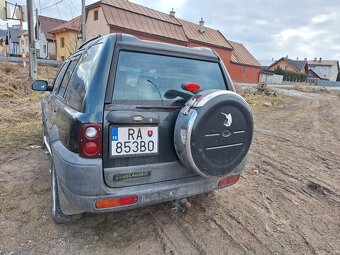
[112,51,227,106]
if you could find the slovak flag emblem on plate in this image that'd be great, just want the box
[148,130,153,137]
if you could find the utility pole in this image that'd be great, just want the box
[81,0,86,43]
[6,22,9,56]
[26,0,37,80]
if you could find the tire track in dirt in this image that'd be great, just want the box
[149,209,207,255]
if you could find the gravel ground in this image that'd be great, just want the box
[0,88,339,255]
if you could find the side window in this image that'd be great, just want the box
[52,62,69,94]
[66,43,103,111]
[57,56,80,98]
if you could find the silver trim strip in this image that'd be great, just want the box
[185,110,209,178]
[195,90,231,107]
[205,133,220,137]
[233,130,245,134]
[194,90,250,108]
[206,143,243,151]
[44,135,52,155]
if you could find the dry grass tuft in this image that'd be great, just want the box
[0,62,58,150]
[1,61,20,74]
[0,62,58,98]
[235,82,277,97]
[0,62,32,97]
[293,83,330,93]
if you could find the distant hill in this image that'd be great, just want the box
[0,29,7,37]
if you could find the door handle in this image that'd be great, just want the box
[106,111,160,124]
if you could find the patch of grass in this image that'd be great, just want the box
[244,94,287,113]
[0,62,57,98]
[0,92,42,149]
[0,62,56,150]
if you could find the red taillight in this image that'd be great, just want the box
[95,196,138,209]
[78,124,102,158]
[218,175,240,187]
[83,142,98,155]
[181,82,201,93]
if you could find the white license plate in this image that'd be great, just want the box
[111,126,158,157]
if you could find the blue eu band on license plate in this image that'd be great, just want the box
[111,126,158,157]
[111,127,118,141]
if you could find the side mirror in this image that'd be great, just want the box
[32,80,50,91]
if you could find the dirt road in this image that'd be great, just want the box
[0,87,339,254]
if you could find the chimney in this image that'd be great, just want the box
[304,58,307,61]
[319,57,322,62]
[314,57,317,61]
[169,8,175,17]
[285,55,288,59]
[198,17,204,33]
[296,57,299,60]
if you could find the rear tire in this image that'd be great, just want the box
[51,162,82,223]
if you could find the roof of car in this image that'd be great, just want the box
[77,33,220,63]
[77,34,219,61]
[118,34,219,61]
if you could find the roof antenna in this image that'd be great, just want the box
[198,17,204,33]
[169,8,175,17]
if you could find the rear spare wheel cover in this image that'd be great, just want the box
[174,90,253,177]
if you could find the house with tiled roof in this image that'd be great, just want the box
[308,68,329,80]
[84,0,261,83]
[268,57,308,74]
[49,16,82,61]
[36,15,66,59]
[307,59,339,81]
[228,40,262,83]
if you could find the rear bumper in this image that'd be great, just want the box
[52,141,245,214]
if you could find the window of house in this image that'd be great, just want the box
[94,10,99,20]
[43,45,46,53]
[66,43,103,111]
[61,37,65,48]
[285,66,289,70]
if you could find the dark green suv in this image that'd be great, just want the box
[32,34,253,223]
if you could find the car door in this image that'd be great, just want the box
[52,55,81,147]
[44,62,69,144]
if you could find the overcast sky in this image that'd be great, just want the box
[1,0,339,63]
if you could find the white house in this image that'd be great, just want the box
[307,59,340,81]
[7,25,21,56]
[35,15,66,59]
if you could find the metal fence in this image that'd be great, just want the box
[0,56,61,67]
[316,80,340,87]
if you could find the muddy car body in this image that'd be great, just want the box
[32,34,253,223]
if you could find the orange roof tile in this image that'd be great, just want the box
[101,3,187,42]
[229,40,261,67]
[38,15,66,40]
[178,18,233,49]
[49,16,81,34]
[101,0,181,25]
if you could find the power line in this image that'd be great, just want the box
[40,0,66,11]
